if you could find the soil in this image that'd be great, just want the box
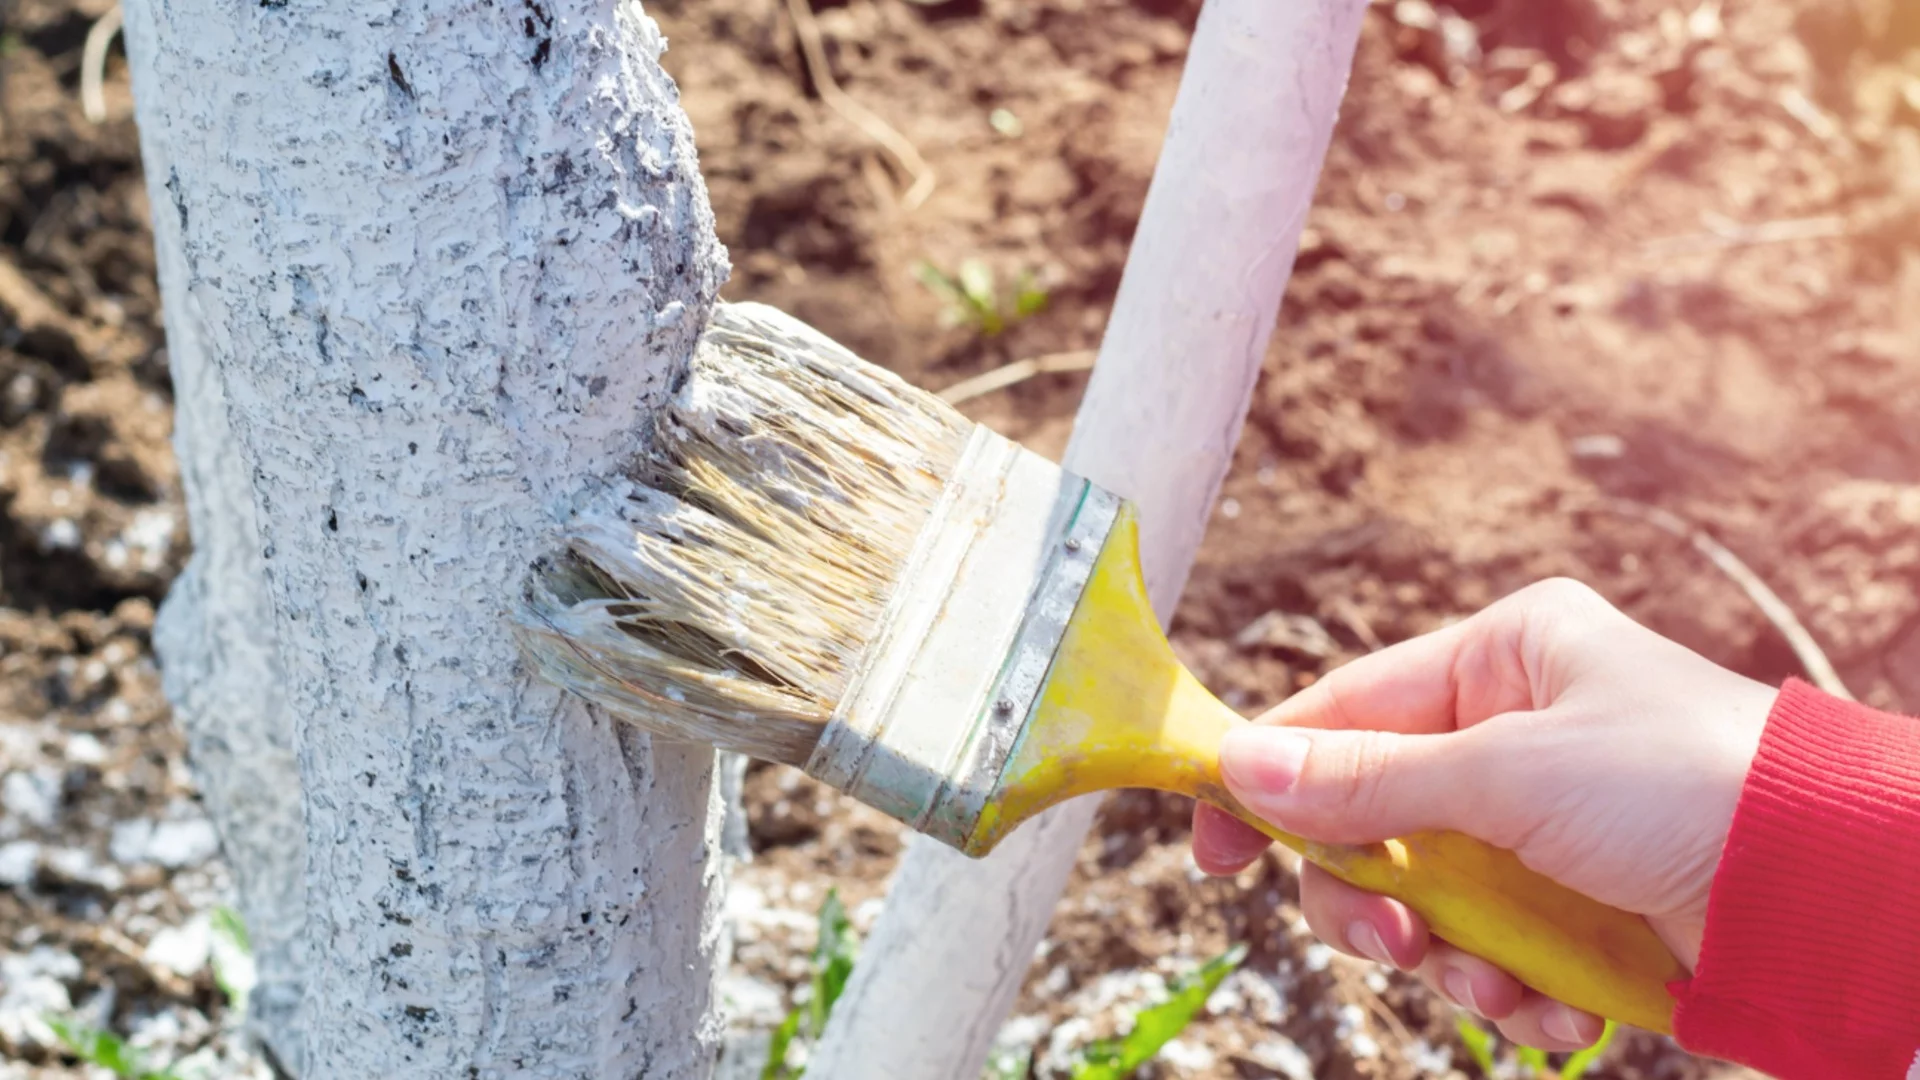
[3,0,1918,1077]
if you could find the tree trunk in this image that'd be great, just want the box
[121,2,733,1074]
[807,2,1370,1075]
[143,132,308,1070]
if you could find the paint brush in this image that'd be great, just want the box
[512,300,1686,1034]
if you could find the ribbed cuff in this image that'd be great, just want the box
[1672,679,1920,1078]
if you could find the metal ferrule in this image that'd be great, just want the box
[803,425,1123,850]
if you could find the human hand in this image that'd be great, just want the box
[1191,579,1776,1050]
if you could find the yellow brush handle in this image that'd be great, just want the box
[967,505,1686,1035]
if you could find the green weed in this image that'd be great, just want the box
[751,908,1248,1080]
[912,258,1048,337]
[762,889,860,1080]
[44,906,256,1080]
[1455,1015,1617,1079]
[208,905,256,1017]
[1067,943,1248,1080]
[46,1017,179,1080]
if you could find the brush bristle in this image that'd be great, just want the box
[513,301,973,767]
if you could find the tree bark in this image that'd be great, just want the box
[143,137,309,1070]
[806,2,1370,1075]
[122,2,733,1075]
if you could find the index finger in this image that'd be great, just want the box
[1257,595,1537,736]
[1190,628,1478,872]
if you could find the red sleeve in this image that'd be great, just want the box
[1671,678,1920,1079]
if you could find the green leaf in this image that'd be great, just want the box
[1452,1015,1614,1080]
[1557,1021,1617,1079]
[911,256,1049,338]
[1069,943,1247,1080]
[911,260,969,328]
[1453,1014,1499,1076]
[761,1008,804,1080]
[760,889,863,1080]
[210,906,252,953]
[805,889,858,1036]
[913,259,997,332]
[1012,273,1049,319]
[954,259,1003,335]
[957,259,998,315]
[912,259,962,301]
[46,1016,178,1080]
[209,907,257,1016]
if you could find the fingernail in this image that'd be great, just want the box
[1346,921,1393,967]
[1220,728,1310,814]
[1443,969,1480,1016]
[1543,1005,1588,1045]
[1194,827,1268,872]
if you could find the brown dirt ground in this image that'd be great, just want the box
[4,0,1919,1076]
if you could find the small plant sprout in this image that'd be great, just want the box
[762,889,862,1080]
[1456,1014,1499,1075]
[43,908,257,1080]
[45,1017,180,1080]
[1455,1015,1618,1079]
[912,257,1050,337]
[209,906,257,1017]
[1067,943,1248,1080]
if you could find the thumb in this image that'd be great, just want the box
[1218,723,1489,846]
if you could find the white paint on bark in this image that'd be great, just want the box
[122,1,734,1074]
[143,115,309,1068]
[807,2,1369,1075]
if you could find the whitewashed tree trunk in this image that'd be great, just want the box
[807,2,1370,1075]
[142,135,309,1070]
[122,2,734,1075]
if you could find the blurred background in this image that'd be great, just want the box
[1,0,1915,1076]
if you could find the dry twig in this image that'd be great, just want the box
[1639,211,1851,256]
[936,350,1097,405]
[1592,497,1853,700]
[1327,596,1385,654]
[786,0,935,210]
[81,4,124,125]
[1331,961,1417,1049]
[73,922,196,1000]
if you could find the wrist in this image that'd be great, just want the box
[1673,680,1920,1074]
